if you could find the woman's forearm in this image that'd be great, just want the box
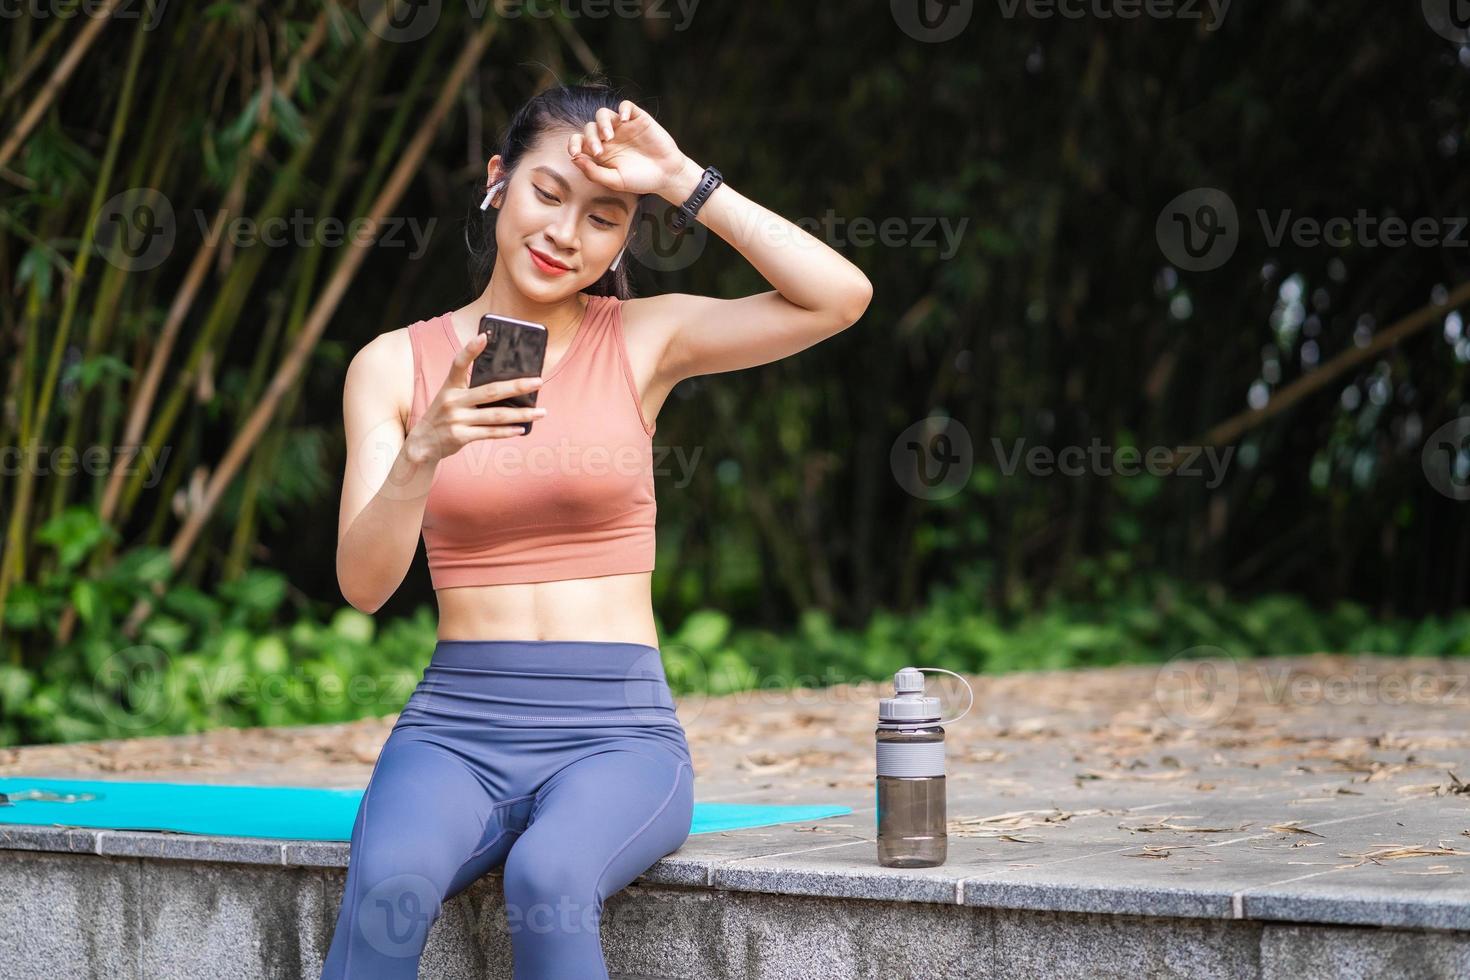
[658,158,872,318]
[337,441,439,614]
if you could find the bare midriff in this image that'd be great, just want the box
[432,570,659,646]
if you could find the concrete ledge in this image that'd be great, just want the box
[4,820,1470,934]
[5,845,1470,980]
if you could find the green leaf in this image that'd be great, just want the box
[251,636,289,675]
[104,546,173,586]
[141,615,190,652]
[2,584,43,629]
[75,353,134,389]
[70,580,99,625]
[0,665,36,713]
[223,91,263,147]
[35,507,115,568]
[161,586,223,625]
[218,570,288,619]
[270,91,309,146]
[16,246,54,300]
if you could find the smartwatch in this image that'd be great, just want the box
[670,165,723,231]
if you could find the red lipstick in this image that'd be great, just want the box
[528,246,572,275]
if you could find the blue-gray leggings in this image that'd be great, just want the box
[317,640,695,979]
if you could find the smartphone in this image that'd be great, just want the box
[470,313,548,433]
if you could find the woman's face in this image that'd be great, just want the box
[489,132,638,300]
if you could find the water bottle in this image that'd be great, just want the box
[875,666,974,868]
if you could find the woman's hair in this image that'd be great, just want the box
[466,79,651,300]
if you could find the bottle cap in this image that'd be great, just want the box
[878,666,941,723]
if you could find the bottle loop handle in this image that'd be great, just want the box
[915,667,974,726]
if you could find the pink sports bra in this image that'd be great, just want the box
[405,293,657,589]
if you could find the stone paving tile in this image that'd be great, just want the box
[1243,864,1470,931]
[0,823,103,854]
[95,828,288,865]
[707,839,963,904]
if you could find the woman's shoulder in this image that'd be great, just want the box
[344,318,437,433]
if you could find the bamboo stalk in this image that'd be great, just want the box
[42,11,206,533]
[112,29,382,523]
[0,15,66,106]
[122,18,503,633]
[0,0,126,174]
[224,49,392,578]
[0,18,148,646]
[95,11,330,533]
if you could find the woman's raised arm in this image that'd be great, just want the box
[567,103,875,385]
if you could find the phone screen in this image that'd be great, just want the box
[470,315,548,428]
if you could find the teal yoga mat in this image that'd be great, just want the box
[0,777,852,841]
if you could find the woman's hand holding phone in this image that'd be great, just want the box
[406,332,545,465]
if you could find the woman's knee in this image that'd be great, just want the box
[501,840,604,936]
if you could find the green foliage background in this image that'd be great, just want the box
[3,2,1470,746]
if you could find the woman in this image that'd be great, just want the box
[326,81,872,979]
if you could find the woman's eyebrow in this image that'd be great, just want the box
[531,165,632,214]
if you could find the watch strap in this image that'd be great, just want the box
[670,165,723,231]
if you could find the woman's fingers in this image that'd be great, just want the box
[595,106,617,142]
[463,374,543,404]
[463,404,546,426]
[444,330,487,388]
[582,120,604,157]
[455,424,532,442]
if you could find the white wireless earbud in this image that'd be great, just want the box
[480,179,506,211]
[610,244,626,272]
